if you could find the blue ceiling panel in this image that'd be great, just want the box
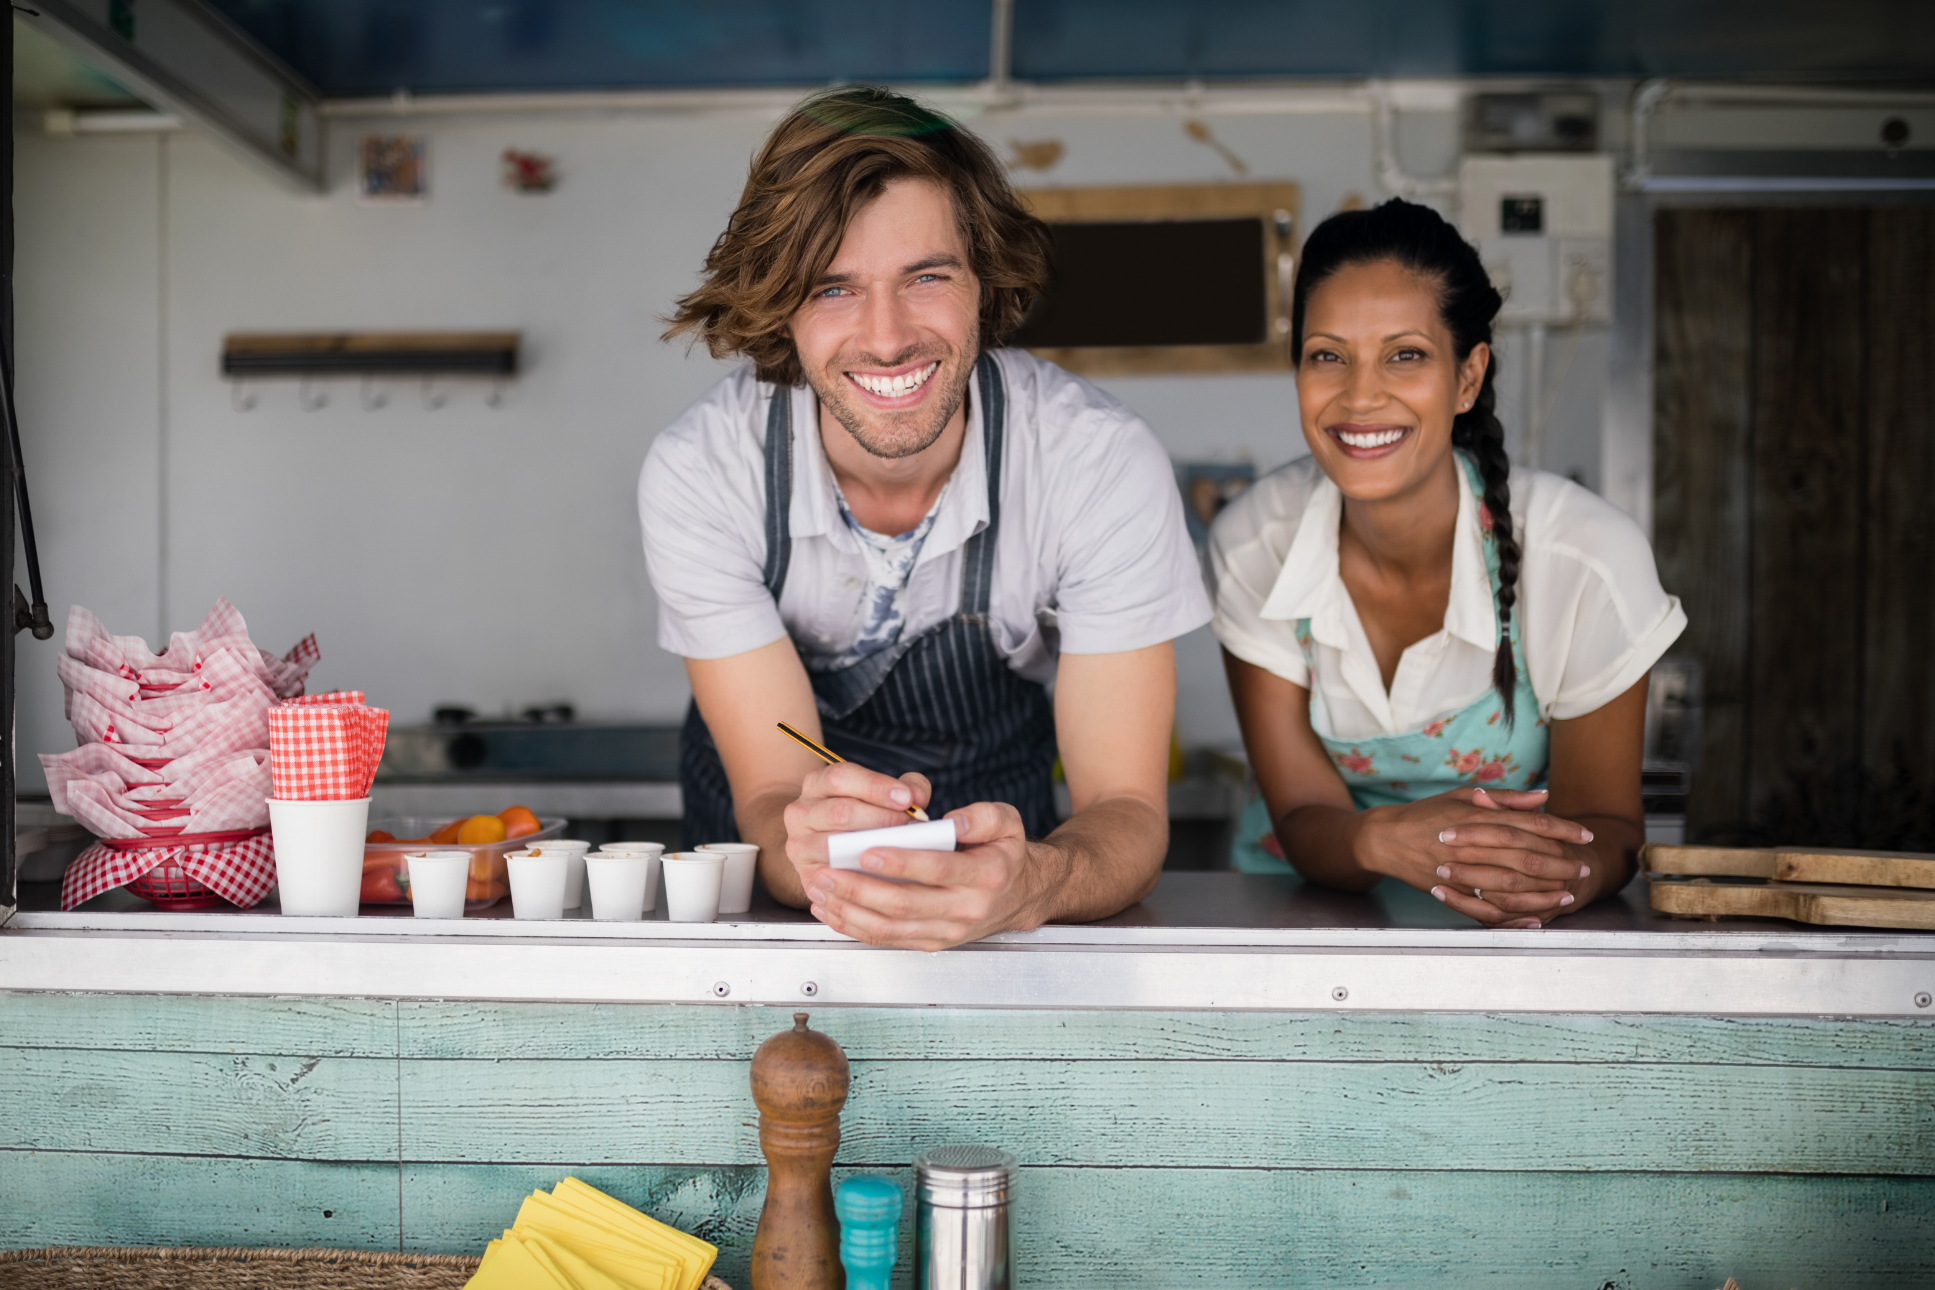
[1012,0,1935,82]
[203,0,994,96]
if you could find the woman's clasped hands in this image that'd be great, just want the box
[1354,785,1594,928]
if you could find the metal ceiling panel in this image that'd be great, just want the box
[1012,0,1935,82]
[204,0,993,97]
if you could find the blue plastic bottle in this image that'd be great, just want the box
[835,1175,904,1290]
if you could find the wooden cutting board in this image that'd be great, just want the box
[1650,877,1935,930]
[1643,843,1935,890]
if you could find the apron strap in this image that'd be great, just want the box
[762,383,794,599]
[961,352,1004,618]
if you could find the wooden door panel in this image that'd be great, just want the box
[1653,209,1755,837]
[1747,210,1868,832]
[1862,208,1935,833]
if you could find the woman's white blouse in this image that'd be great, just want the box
[1209,457,1687,742]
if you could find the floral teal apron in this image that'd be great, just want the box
[1231,454,1550,873]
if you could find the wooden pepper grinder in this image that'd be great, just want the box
[750,1012,851,1290]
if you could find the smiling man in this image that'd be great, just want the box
[643,86,1208,950]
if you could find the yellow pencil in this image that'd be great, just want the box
[776,721,929,821]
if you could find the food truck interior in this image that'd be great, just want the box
[2,3,1933,1286]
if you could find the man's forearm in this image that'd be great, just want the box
[736,786,807,907]
[1029,794,1167,925]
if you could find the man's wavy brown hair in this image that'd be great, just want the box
[663,85,1051,387]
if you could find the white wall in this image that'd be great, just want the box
[14,98,1617,787]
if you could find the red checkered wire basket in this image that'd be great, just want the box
[125,857,228,910]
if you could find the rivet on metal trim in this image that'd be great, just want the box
[712,981,731,998]
[1916,992,1932,1009]
[1331,986,1349,1002]
[800,981,819,997]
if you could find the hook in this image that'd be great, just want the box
[298,375,328,411]
[360,376,388,411]
[229,380,256,413]
[420,375,446,410]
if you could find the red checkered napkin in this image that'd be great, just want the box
[268,692,389,801]
[61,832,277,911]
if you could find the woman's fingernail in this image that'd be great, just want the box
[1579,865,1591,878]
[1581,829,1594,843]
[1559,893,1575,905]
[1431,886,1447,902]
[1438,829,1455,843]
[1435,865,1451,879]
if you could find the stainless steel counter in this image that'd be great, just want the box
[5,873,1931,1015]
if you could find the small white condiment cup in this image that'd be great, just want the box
[406,850,471,920]
[507,850,569,920]
[585,851,654,921]
[528,839,590,909]
[697,842,759,915]
[269,797,371,917]
[659,851,726,923]
[599,847,663,911]
[600,841,665,855]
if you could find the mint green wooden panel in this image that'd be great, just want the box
[404,1164,1935,1288]
[0,1152,399,1250]
[398,1001,1935,1069]
[398,1057,1935,1173]
[0,992,399,1057]
[0,1050,397,1159]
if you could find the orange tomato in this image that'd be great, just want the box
[456,814,508,845]
[498,805,542,839]
[429,819,464,845]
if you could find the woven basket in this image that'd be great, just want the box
[125,859,228,910]
[0,1248,735,1290]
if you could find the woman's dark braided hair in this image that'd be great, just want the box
[1289,197,1521,725]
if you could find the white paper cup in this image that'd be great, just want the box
[269,797,371,917]
[585,852,653,921]
[406,851,471,919]
[508,850,569,920]
[600,841,665,855]
[697,842,759,914]
[599,847,663,911]
[660,851,725,923]
[529,840,590,909]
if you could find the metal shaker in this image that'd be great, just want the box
[915,1145,1016,1290]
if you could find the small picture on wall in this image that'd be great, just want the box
[358,135,427,203]
[1177,461,1256,549]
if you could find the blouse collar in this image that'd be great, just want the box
[1258,457,1500,655]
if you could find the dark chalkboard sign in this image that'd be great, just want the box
[1012,218,1269,349]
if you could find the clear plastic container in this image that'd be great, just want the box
[360,814,564,909]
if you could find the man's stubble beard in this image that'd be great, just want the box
[808,341,978,461]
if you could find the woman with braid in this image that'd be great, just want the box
[1210,199,1684,925]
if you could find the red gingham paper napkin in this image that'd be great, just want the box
[268,694,389,801]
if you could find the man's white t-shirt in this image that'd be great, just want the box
[640,349,1211,682]
[1209,455,1686,741]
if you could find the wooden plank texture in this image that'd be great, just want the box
[1651,877,1935,930]
[1862,207,1935,845]
[405,1163,1935,1289]
[0,1152,400,1250]
[0,992,398,1056]
[1644,843,1935,888]
[397,1001,1935,1069]
[396,1056,1935,1173]
[1653,209,1756,839]
[0,1050,397,1159]
[1749,209,1868,835]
